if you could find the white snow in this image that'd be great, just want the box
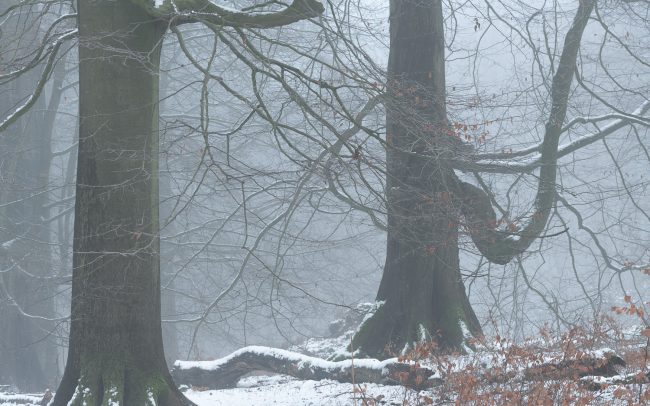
[0,238,16,250]
[184,377,421,406]
[0,393,41,406]
[106,386,119,406]
[146,388,156,406]
[174,345,397,374]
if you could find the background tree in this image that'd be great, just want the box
[150,0,650,362]
[0,1,69,390]
[347,0,593,357]
[350,0,650,357]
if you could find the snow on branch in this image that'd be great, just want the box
[466,100,650,172]
[0,29,77,134]
[140,0,324,28]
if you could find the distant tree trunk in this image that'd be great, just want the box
[52,2,191,405]
[0,2,59,390]
[0,63,49,393]
[352,0,481,358]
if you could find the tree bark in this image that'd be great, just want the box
[51,2,191,405]
[351,0,481,359]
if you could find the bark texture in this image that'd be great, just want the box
[352,0,481,359]
[52,1,190,405]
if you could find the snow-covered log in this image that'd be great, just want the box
[522,349,626,381]
[171,346,434,390]
[581,371,650,390]
[172,346,627,391]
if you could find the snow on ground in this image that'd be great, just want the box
[1,312,648,405]
[0,393,42,406]
[0,378,423,406]
[185,375,421,406]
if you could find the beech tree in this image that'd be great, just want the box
[150,0,650,360]
[3,0,324,404]
[346,0,650,357]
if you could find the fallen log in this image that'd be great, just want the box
[172,346,433,390]
[171,346,625,391]
[581,371,650,390]
[522,349,626,381]
[0,393,43,405]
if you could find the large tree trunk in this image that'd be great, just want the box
[52,2,191,405]
[352,0,481,358]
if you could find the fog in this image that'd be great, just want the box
[0,0,648,400]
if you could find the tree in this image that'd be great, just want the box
[0,1,66,389]
[350,0,650,357]
[1,0,324,404]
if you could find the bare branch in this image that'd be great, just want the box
[137,0,324,28]
[457,0,595,264]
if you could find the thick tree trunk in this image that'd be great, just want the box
[352,0,480,358]
[52,2,191,405]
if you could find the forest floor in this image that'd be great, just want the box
[1,305,649,405]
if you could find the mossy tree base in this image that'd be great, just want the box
[54,356,191,406]
[353,0,482,359]
[350,249,482,359]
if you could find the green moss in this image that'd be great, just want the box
[349,303,388,357]
[67,354,169,406]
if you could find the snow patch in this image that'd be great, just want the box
[459,321,475,354]
[146,388,156,406]
[1,238,16,250]
[418,324,430,342]
[184,379,422,406]
[66,386,78,406]
[175,345,396,374]
[106,386,120,406]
